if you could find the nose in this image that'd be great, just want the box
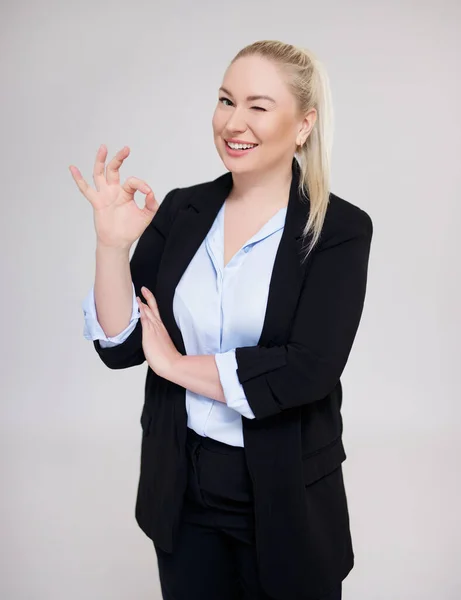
[224,108,248,134]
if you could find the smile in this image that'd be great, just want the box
[226,141,258,150]
[224,141,259,157]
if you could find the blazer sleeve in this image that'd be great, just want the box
[92,187,181,369]
[234,209,373,420]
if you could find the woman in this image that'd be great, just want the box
[71,40,373,600]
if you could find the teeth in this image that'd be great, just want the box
[227,142,257,150]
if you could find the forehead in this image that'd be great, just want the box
[222,55,294,105]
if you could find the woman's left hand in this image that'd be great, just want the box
[137,286,182,378]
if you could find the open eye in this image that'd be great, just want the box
[219,96,233,106]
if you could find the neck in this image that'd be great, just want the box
[228,156,294,210]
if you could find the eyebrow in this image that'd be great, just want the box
[219,86,276,104]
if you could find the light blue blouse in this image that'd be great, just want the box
[83,200,288,447]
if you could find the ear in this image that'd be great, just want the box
[296,107,317,146]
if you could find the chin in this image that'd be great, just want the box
[224,160,256,174]
[220,151,257,170]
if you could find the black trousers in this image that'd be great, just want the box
[153,427,343,600]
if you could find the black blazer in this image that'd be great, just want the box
[93,158,373,600]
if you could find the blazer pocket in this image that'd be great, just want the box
[140,405,152,437]
[302,436,346,487]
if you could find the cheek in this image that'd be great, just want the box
[254,116,287,142]
[212,111,223,134]
[265,119,296,147]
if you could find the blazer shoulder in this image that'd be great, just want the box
[319,192,373,249]
[166,170,234,213]
[154,181,208,232]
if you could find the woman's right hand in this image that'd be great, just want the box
[69,144,159,249]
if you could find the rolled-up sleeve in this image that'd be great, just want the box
[214,349,256,419]
[234,210,373,420]
[82,282,139,348]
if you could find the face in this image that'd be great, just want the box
[212,55,315,175]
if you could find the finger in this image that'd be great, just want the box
[138,296,157,326]
[143,189,159,216]
[120,177,152,205]
[137,297,156,326]
[106,146,130,186]
[93,144,108,192]
[141,286,161,319]
[68,165,97,206]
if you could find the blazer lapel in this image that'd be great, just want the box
[155,173,232,355]
[258,159,310,347]
[155,157,311,356]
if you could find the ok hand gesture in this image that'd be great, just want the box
[69,145,159,249]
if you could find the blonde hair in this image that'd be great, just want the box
[231,40,334,262]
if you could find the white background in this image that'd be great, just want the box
[1,0,460,598]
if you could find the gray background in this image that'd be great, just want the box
[1,0,460,598]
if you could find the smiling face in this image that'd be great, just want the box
[212,55,312,175]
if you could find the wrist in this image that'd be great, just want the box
[96,240,132,255]
[158,352,184,383]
